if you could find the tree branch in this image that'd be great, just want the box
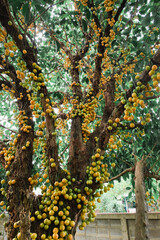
[0,140,8,167]
[106,167,135,182]
[86,47,160,155]
[0,124,17,134]
[0,78,13,90]
[144,95,160,100]
[0,0,62,183]
[60,144,69,157]
[145,172,160,180]
[0,0,37,70]
[91,0,127,96]
[0,68,6,73]
[49,29,73,60]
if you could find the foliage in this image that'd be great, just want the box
[108,98,160,201]
[0,0,160,239]
[96,179,129,213]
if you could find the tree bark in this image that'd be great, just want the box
[135,159,150,240]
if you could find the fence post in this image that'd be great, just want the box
[121,217,129,240]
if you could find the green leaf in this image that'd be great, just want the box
[122,28,131,36]
[95,0,102,7]
[22,3,32,24]
[139,6,148,14]
[82,77,89,84]
[153,14,160,27]
[128,191,132,199]
[33,1,49,21]
[82,19,87,32]
[142,13,151,26]
[8,0,24,11]
[86,9,91,20]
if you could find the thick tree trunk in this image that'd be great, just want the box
[135,159,150,240]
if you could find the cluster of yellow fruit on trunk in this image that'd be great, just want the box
[20,148,112,240]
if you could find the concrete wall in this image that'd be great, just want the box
[0,213,160,240]
[75,213,160,240]
[0,216,7,240]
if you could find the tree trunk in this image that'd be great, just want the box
[135,159,150,240]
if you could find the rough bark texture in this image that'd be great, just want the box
[135,159,150,240]
[0,0,160,239]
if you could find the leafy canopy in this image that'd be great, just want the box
[0,0,160,239]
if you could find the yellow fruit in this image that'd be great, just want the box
[5,49,10,56]
[1,179,5,184]
[130,123,135,128]
[67,234,73,240]
[111,163,116,167]
[23,50,27,54]
[115,118,120,123]
[18,34,23,40]
[95,153,100,158]
[43,173,48,179]
[58,211,64,217]
[149,70,154,76]
[31,233,37,239]
[41,234,46,240]
[12,179,16,184]
[96,148,101,153]
[52,233,58,239]
[152,65,157,71]
[0,201,4,206]
[30,217,35,222]
[10,52,14,57]
[17,232,21,239]
[153,81,158,88]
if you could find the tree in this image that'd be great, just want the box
[0,0,160,240]
[106,99,160,240]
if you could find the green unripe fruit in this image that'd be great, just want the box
[113,123,117,128]
[37,214,42,220]
[136,86,141,91]
[8,21,12,26]
[146,66,150,71]
[35,211,39,216]
[40,93,44,98]
[7,206,10,211]
[108,119,113,124]
[54,219,59,225]
[121,99,126,104]
[108,126,112,131]
[129,83,133,88]
[0,213,5,218]
[44,224,49,230]
[6,171,11,176]
[137,81,142,86]
[40,223,44,228]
